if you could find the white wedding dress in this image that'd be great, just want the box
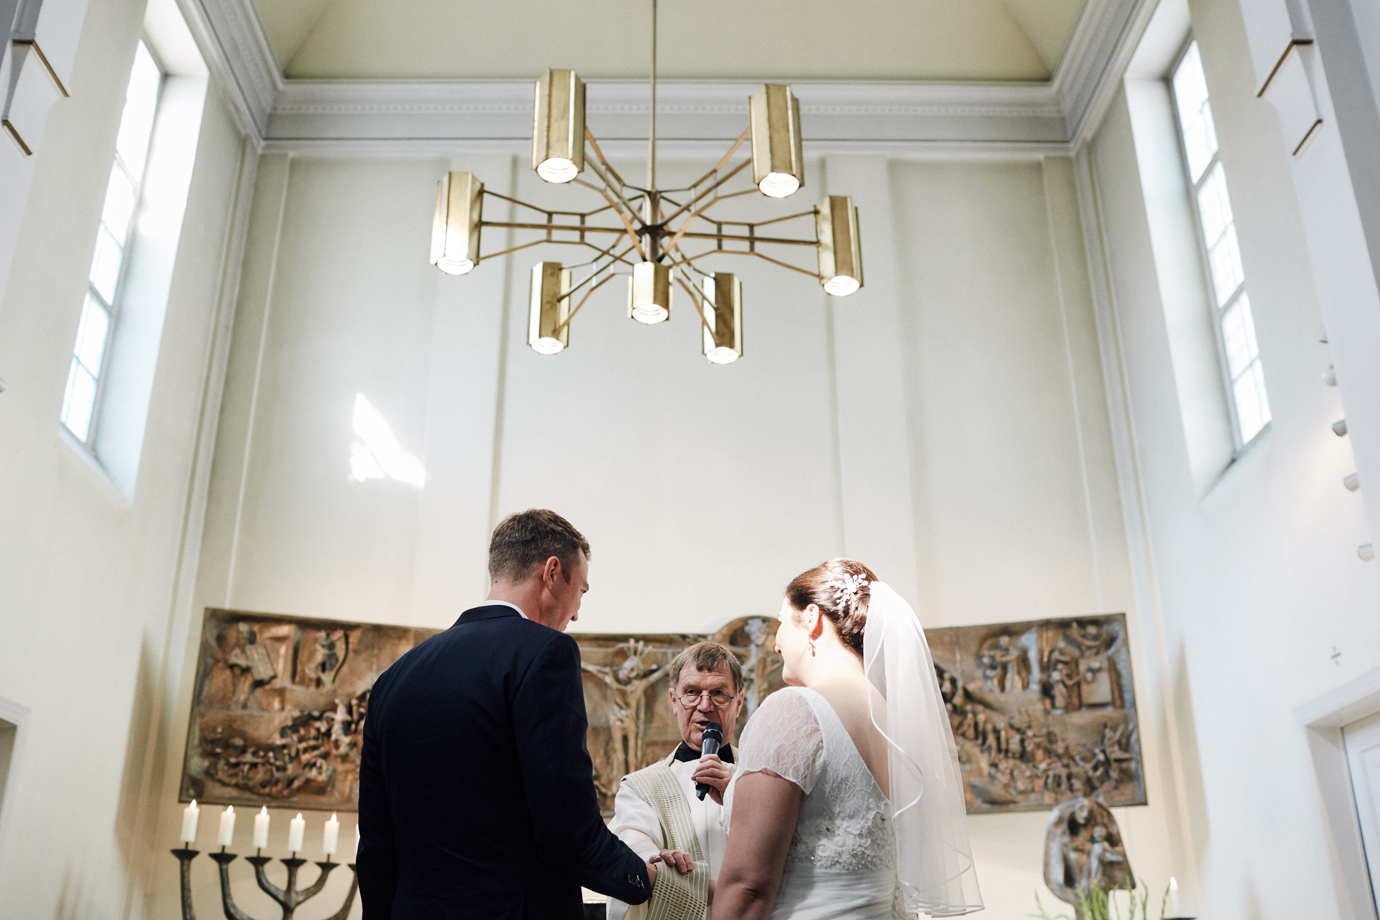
[723,686,902,920]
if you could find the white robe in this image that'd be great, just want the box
[606,753,731,920]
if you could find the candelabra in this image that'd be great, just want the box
[170,847,358,920]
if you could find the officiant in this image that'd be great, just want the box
[607,642,745,920]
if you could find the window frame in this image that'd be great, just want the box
[61,40,165,449]
[1168,37,1270,454]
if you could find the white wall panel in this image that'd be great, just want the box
[190,149,1179,913]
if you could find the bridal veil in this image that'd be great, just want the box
[862,582,983,917]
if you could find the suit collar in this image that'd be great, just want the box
[455,603,524,626]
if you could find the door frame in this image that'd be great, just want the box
[1299,665,1380,920]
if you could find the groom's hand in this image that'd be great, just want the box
[692,754,731,805]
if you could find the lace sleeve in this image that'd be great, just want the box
[735,687,823,795]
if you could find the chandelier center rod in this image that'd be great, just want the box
[648,0,657,199]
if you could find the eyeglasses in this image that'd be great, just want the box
[675,688,737,707]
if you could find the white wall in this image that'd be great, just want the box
[0,0,249,916]
[1083,0,1380,916]
[163,147,1182,919]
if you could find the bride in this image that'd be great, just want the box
[711,559,983,919]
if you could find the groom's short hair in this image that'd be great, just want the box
[489,509,591,583]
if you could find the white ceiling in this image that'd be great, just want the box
[249,0,1091,82]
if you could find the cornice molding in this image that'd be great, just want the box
[265,79,1070,151]
[180,0,1153,155]
[178,0,280,137]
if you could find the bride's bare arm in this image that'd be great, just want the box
[711,771,803,920]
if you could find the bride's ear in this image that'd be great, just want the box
[804,604,827,640]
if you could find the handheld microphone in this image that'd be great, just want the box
[695,722,723,801]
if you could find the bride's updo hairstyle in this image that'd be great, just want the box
[784,558,880,656]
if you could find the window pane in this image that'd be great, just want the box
[100,165,137,246]
[1196,164,1244,304]
[75,293,111,374]
[1182,107,1219,183]
[1196,163,1233,245]
[1233,361,1271,442]
[1221,294,1260,378]
[61,359,98,442]
[1208,225,1245,304]
[1173,43,1219,181]
[1173,45,1210,130]
[89,224,124,303]
[116,43,162,178]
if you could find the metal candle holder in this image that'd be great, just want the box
[170,847,358,920]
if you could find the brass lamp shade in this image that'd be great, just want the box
[533,69,585,183]
[430,171,483,275]
[702,273,743,364]
[529,262,572,354]
[817,195,863,296]
[750,84,804,199]
[628,261,672,324]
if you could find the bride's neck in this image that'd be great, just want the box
[800,642,865,688]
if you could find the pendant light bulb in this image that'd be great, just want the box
[528,262,571,355]
[817,195,863,297]
[430,172,483,275]
[750,84,805,199]
[629,262,672,324]
[759,173,801,199]
[533,69,586,184]
[536,158,579,184]
[702,273,743,364]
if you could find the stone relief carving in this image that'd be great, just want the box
[930,614,1145,812]
[182,609,1142,817]
[181,609,439,810]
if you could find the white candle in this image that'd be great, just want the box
[1168,877,1181,916]
[180,800,200,844]
[288,813,305,853]
[217,806,236,848]
[322,813,340,856]
[252,807,270,850]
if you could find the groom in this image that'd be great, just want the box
[358,509,658,920]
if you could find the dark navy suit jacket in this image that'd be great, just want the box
[357,604,651,919]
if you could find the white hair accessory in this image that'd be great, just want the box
[826,573,869,608]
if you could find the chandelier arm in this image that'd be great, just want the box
[584,127,630,190]
[582,186,649,261]
[749,208,821,229]
[582,241,641,269]
[686,126,752,189]
[565,241,639,297]
[659,159,753,226]
[578,162,645,224]
[672,271,715,336]
[480,220,626,236]
[473,237,553,261]
[565,237,640,270]
[665,250,715,275]
[738,249,824,278]
[556,271,620,333]
[662,187,761,257]
[677,229,819,247]
[482,188,570,217]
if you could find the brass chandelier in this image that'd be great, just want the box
[428,1,863,364]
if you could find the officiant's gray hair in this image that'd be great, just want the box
[668,642,744,693]
[488,509,591,582]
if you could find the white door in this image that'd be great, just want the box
[1345,709,1380,916]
